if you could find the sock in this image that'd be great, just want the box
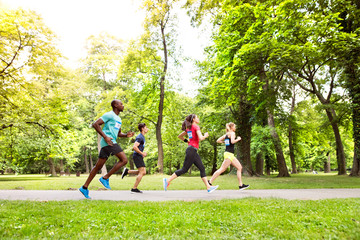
[82,186,88,190]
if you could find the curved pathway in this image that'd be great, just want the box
[0,188,360,201]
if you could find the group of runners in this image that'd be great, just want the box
[79,99,249,199]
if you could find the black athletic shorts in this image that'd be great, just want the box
[99,144,123,159]
[133,154,145,168]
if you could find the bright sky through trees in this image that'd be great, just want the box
[1,0,206,94]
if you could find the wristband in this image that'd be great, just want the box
[183,139,188,143]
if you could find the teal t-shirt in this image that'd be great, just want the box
[100,111,122,148]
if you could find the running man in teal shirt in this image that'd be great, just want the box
[79,99,134,199]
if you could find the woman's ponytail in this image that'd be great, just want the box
[182,114,196,131]
[226,122,235,132]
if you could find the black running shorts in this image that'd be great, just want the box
[99,144,123,159]
[133,154,146,168]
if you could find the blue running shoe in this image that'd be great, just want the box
[79,186,91,199]
[207,185,219,193]
[163,178,168,191]
[99,177,111,190]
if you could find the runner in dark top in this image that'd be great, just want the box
[209,122,249,190]
[121,123,149,194]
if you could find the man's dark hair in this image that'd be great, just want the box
[111,99,120,109]
[138,123,146,132]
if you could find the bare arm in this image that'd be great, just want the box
[92,118,113,146]
[216,134,226,144]
[178,131,187,141]
[230,132,241,144]
[196,130,209,141]
[133,141,147,157]
[118,129,135,138]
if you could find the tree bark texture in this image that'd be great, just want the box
[345,60,360,176]
[84,146,89,174]
[289,70,348,175]
[255,152,264,175]
[89,148,93,170]
[324,109,347,175]
[212,142,218,175]
[233,101,256,176]
[156,20,168,174]
[267,110,290,177]
[288,88,297,173]
[262,75,289,177]
[340,0,360,177]
[350,94,360,176]
[324,152,331,173]
[47,157,57,176]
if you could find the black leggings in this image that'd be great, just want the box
[175,146,206,178]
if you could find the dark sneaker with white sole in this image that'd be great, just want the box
[239,184,249,190]
[131,188,143,194]
[121,167,129,179]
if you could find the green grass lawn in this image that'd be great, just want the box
[1,173,359,239]
[0,198,359,239]
[0,172,359,190]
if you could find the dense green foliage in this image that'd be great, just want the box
[0,0,359,176]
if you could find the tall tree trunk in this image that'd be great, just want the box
[324,152,331,173]
[293,71,348,175]
[265,155,271,175]
[351,146,360,176]
[97,134,107,175]
[346,60,360,176]
[232,101,256,176]
[60,159,65,176]
[129,154,135,170]
[47,157,57,176]
[349,65,360,176]
[288,124,297,174]
[255,152,264,175]
[84,146,89,174]
[211,142,218,175]
[349,72,360,176]
[324,108,347,175]
[156,121,164,173]
[156,21,168,174]
[262,75,289,177]
[267,110,290,177]
[288,87,297,173]
[339,0,360,177]
[89,148,93,170]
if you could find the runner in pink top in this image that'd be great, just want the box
[162,114,218,193]
[187,124,200,149]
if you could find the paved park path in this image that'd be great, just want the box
[1,189,360,201]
